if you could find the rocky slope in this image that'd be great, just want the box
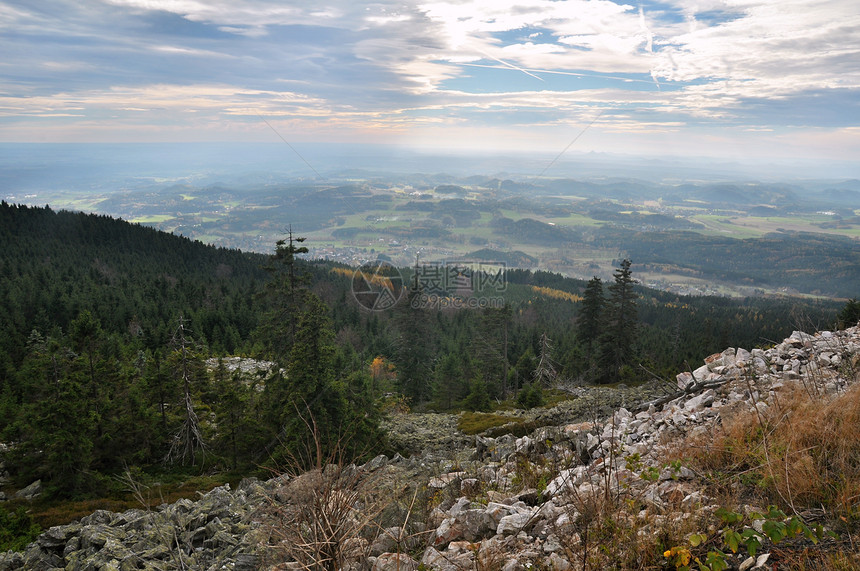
[2,326,859,570]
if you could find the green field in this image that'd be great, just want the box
[691,215,762,238]
[131,214,175,224]
[543,212,604,227]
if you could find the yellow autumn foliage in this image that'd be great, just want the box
[330,267,396,290]
[530,285,583,303]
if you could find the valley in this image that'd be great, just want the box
[18,173,860,299]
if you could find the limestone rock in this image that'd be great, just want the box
[372,552,418,571]
[14,479,42,500]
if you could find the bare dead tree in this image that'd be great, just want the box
[165,316,206,466]
[534,332,558,387]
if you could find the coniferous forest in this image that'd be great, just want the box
[0,202,845,500]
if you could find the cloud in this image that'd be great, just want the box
[0,0,856,162]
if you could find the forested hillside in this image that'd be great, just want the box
[0,201,266,362]
[0,202,844,500]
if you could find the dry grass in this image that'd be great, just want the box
[258,407,429,570]
[551,481,710,571]
[261,465,386,570]
[684,384,860,519]
[673,382,860,568]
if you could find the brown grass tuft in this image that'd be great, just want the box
[681,382,860,535]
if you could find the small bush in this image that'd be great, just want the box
[462,377,491,412]
[516,382,544,409]
[261,465,384,570]
[0,506,41,552]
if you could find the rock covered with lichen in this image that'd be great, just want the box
[0,481,267,571]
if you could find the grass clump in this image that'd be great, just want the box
[457,412,526,435]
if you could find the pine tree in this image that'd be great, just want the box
[257,227,310,361]
[598,259,638,384]
[578,276,605,348]
[394,281,434,404]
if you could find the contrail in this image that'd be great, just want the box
[460,63,657,86]
[474,49,545,82]
[256,111,323,179]
[539,109,605,177]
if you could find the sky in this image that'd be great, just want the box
[1,0,859,165]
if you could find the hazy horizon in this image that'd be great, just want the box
[2,143,859,195]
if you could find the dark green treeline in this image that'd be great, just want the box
[0,203,844,497]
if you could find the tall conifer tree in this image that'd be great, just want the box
[578,276,605,349]
[394,271,434,404]
[598,259,638,383]
[258,227,309,361]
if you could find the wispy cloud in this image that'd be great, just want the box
[0,0,857,162]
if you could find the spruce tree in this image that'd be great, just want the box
[470,304,512,398]
[394,279,433,404]
[257,227,310,361]
[10,333,95,496]
[598,259,638,384]
[279,294,357,467]
[165,317,207,466]
[462,372,491,412]
[212,359,250,469]
[578,276,605,347]
[839,298,860,327]
[432,353,468,410]
[533,332,557,387]
[69,310,106,440]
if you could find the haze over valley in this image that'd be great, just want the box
[4,143,858,299]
